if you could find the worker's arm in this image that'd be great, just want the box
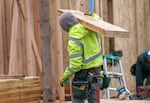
[136,56,144,87]
[60,41,83,86]
[61,40,83,80]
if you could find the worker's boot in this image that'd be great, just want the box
[117,87,128,100]
[119,92,129,100]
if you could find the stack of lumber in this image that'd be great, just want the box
[0,76,42,103]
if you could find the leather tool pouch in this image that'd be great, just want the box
[72,81,88,99]
[101,75,111,90]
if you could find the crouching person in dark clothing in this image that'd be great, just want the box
[131,50,150,99]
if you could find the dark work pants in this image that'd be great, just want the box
[136,70,150,96]
[72,82,98,103]
[72,68,101,103]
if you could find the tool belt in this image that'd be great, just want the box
[86,67,111,90]
[72,67,100,99]
[72,67,106,99]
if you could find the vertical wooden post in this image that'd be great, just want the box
[0,0,4,74]
[145,0,150,47]
[107,0,114,52]
[33,0,42,77]
[113,0,137,92]
[80,0,89,13]
[24,0,36,76]
[9,0,19,74]
[39,0,56,101]
[19,0,27,75]
[99,0,110,54]
[55,0,65,101]
[3,0,13,74]
[95,0,100,16]
[14,0,25,74]
[136,0,147,53]
[33,0,41,54]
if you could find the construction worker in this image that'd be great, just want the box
[131,50,150,99]
[59,12,103,103]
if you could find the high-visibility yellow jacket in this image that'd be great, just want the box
[62,23,103,80]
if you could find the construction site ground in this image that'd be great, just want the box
[44,99,150,103]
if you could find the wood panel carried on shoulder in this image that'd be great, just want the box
[58,9,129,38]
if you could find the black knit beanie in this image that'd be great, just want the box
[59,12,78,32]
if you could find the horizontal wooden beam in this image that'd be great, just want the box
[57,9,129,38]
[0,74,25,79]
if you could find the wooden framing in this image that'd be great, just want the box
[136,0,149,52]
[24,0,36,76]
[0,0,149,101]
[39,0,57,101]
[55,0,65,101]
[8,0,19,74]
[3,0,13,73]
[33,0,42,77]
[0,0,4,74]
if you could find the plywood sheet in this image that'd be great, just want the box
[58,9,129,38]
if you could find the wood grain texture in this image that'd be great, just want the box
[8,0,19,74]
[0,0,4,74]
[0,76,42,103]
[24,0,36,76]
[55,0,65,101]
[113,0,137,94]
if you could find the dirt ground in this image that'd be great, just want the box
[46,99,150,103]
[100,99,150,103]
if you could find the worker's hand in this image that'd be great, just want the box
[84,12,101,20]
[138,86,149,98]
[84,12,93,16]
[59,76,66,87]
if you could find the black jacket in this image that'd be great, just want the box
[136,50,150,72]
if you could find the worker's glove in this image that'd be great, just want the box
[84,12,93,16]
[84,12,101,20]
[59,76,66,87]
[138,86,150,98]
[99,70,104,77]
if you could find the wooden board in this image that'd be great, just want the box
[8,0,19,74]
[40,0,57,101]
[0,0,4,74]
[55,0,65,101]
[0,76,42,103]
[24,0,36,75]
[0,74,25,79]
[57,9,129,38]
